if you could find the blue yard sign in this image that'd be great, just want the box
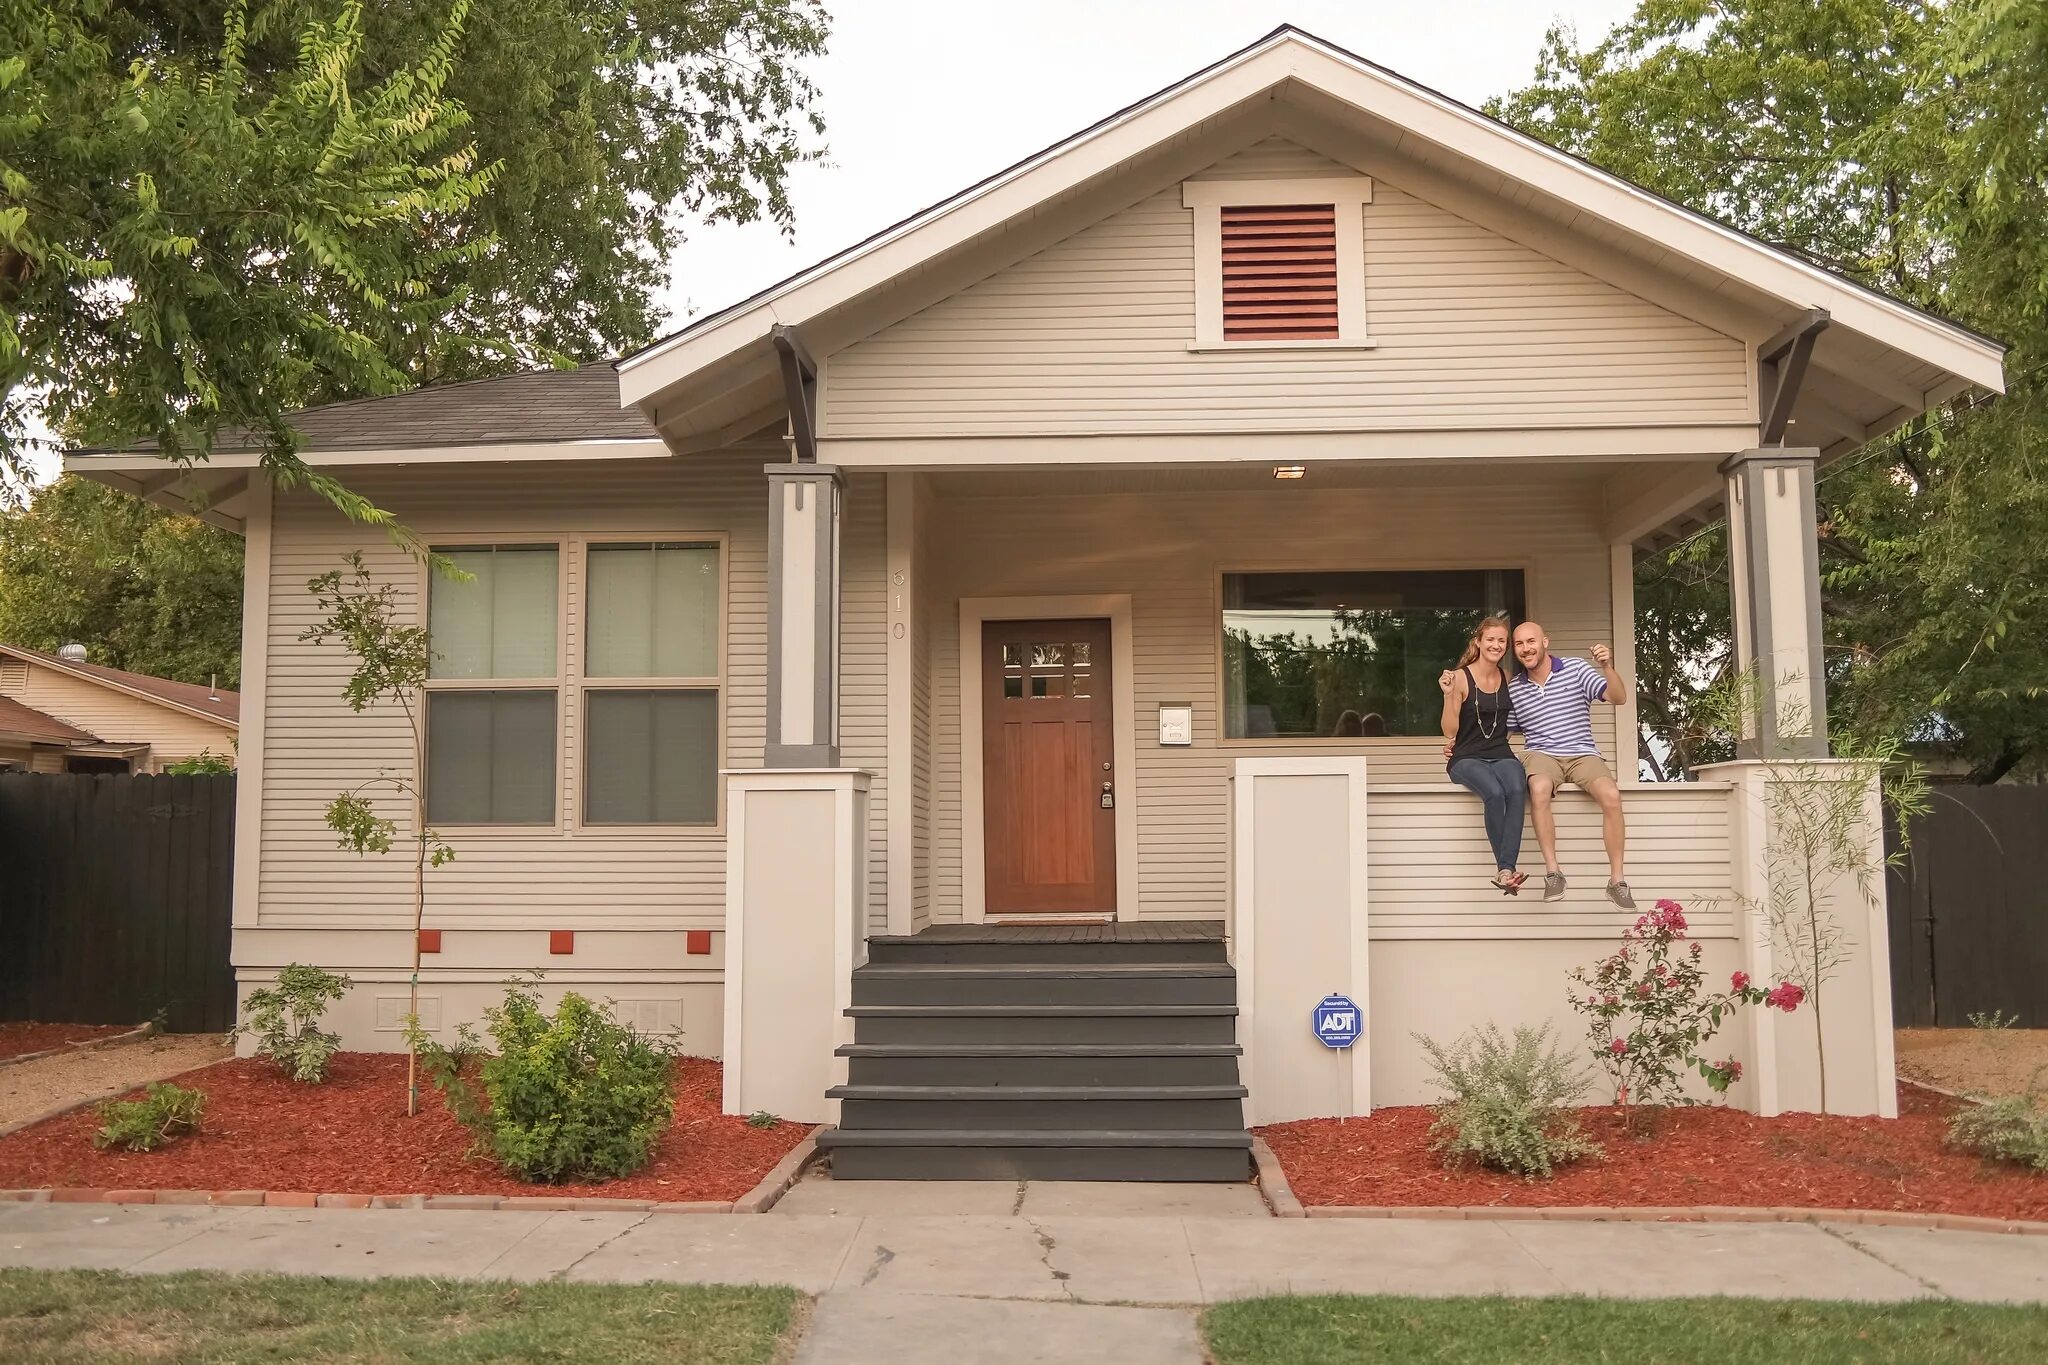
[1313,993,1362,1049]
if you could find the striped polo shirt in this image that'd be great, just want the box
[1508,655,1608,757]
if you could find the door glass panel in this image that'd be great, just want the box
[1003,676,1023,699]
[1031,643,1066,668]
[1072,642,1090,666]
[1002,644,1024,667]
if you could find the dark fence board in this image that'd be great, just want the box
[1887,785,2048,1028]
[0,773,235,1033]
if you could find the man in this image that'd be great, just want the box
[1504,622,1632,907]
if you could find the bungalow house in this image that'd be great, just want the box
[0,643,238,773]
[70,28,2006,1179]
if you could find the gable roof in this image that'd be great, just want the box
[616,25,2005,446]
[0,645,239,726]
[0,696,100,746]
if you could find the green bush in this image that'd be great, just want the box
[421,980,675,1183]
[94,1083,205,1151]
[1417,1023,1603,1179]
[1948,1082,2048,1172]
[238,963,351,1083]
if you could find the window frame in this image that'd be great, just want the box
[1211,557,1538,749]
[571,531,730,835]
[419,537,569,833]
[1182,176,1375,352]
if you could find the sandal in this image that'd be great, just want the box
[1491,871,1521,897]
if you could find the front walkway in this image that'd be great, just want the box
[6,1200,2047,1363]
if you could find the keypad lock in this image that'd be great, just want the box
[1100,781,1115,809]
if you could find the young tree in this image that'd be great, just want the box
[300,553,450,1116]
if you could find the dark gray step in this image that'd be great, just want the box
[819,1129,1253,1182]
[848,1004,1237,1046]
[866,938,1227,966]
[843,1046,1242,1088]
[832,1086,1246,1132]
[852,963,1235,1007]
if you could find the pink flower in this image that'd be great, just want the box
[1765,982,1806,1012]
[1720,1059,1743,1082]
[1603,994,1618,1007]
[1610,1038,1628,1055]
[1731,971,1750,993]
[1636,982,1654,998]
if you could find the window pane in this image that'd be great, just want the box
[587,544,719,678]
[1221,570,1526,738]
[429,547,557,679]
[584,690,718,824]
[427,690,556,823]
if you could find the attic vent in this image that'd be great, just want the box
[1221,204,1339,341]
[0,661,24,694]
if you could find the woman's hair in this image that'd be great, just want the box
[1453,615,1515,670]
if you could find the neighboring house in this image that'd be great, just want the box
[0,644,238,773]
[67,30,2007,1176]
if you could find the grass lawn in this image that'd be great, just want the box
[0,1269,803,1364]
[1202,1295,2048,1365]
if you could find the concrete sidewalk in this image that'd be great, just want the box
[6,1201,2048,1363]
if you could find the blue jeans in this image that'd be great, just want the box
[1449,756,1527,872]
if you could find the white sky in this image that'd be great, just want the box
[22,2,1637,487]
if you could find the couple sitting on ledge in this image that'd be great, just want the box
[1438,617,1632,907]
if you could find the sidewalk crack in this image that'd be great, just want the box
[550,1211,653,1283]
[1023,1217,1075,1302]
[1009,1180,1027,1216]
[1819,1222,1949,1299]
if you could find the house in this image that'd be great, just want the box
[0,643,238,773]
[68,29,2006,1179]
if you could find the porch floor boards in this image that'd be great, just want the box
[875,920,1225,946]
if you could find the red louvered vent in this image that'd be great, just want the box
[1221,204,1339,340]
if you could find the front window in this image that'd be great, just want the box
[1222,569,1526,738]
[425,545,559,824]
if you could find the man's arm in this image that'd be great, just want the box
[1589,644,1628,706]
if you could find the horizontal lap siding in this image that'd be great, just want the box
[257,457,886,933]
[12,666,236,768]
[924,480,1617,924]
[824,138,1748,437]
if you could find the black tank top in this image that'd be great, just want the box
[1449,665,1513,764]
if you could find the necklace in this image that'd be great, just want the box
[1471,665,1503,739]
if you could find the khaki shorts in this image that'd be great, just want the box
[1524,752,1615,789]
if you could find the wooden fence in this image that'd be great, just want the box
[0,773,235,1033]
[1887,784,2048,1028]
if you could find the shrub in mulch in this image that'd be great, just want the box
[0,1023,136,1062]
[1259,1083,2048,1221]
[0,1053,808,1203]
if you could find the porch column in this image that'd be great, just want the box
[1722,447,1827,758]
[765,463,843,767]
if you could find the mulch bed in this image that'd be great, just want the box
[0,1023,136,1062]
[0,1053,810,1203]
[1260,1083,2048,1221]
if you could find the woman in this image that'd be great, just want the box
[1440,615,1526,895]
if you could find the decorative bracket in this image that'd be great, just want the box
[1757,308,1830,446]
[770,323,819,464]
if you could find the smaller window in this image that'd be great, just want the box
[425,545,561,825]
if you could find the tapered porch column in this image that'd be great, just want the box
[765,463,843,767]
[1722,447,1827,757]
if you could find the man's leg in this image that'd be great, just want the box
[1585,776,1626,881]
[1527,773,1560,874]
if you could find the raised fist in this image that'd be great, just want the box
[1590,644,1613,668]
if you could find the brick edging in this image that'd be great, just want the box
[1249,1136,1304,1218]
[0,1023,157,1073]
[0,1127,831,1217]
[1299,1204,2048,1235]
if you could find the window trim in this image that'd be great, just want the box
[1210,557,1538,750]
[575,534,730,832]
[1182,176,1375,351]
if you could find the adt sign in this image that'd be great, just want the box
[1313,993,1362,1050]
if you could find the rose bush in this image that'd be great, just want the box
[1567,899,1801,1130]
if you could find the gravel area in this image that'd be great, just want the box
[1897,1027,2048,1099]
[0,1033,231,1130]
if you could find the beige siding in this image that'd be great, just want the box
[255,455,886,933]
[10,664,235,769]
[923,477,1626,924]
[824,138,1749,438]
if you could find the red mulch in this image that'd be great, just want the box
[0,1053,810,1203]
[1261,1083,2048,1221]
[0,1022,136,1061]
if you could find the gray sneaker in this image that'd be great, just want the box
[1607,880,1636,909]
[1542,872,1566,902]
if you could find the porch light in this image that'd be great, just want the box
[1273,465,1306,480]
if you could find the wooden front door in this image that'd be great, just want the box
[982,619,1117,915]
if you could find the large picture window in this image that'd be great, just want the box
[1222,569,1526,739]
[582,542,721,825]
[425,545,560,823]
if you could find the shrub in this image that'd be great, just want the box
[1948,1076,2048,1172]
[95,1083,205,1151]
[420,980,675,1183]
[1416,1023,1602,1178]
[238,963,352,1083]
[1567,899,1802,1127]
